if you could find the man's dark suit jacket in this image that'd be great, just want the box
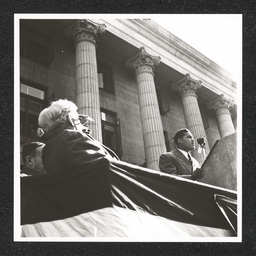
[159,148,198,176]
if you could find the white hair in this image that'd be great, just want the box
[38,99,79,133]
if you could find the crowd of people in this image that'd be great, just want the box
[21,99,205,180]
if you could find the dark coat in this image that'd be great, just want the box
[42,125,117,174]
[159,149,199,176]
[21,166,36,176]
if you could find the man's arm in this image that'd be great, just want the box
[191,157,204,180]
[159,154,178,174]
[191,168,204,180]
[159,154,204,180]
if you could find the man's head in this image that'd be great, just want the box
[22,142,45,175]
[38,99,79,134]
[174,128,195,152]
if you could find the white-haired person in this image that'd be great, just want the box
[37,99,118,174]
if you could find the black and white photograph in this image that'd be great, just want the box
[14,14,242,242]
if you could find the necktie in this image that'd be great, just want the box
[187,153,193,166]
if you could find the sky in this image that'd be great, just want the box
[152,14,242,84]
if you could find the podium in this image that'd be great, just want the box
[201,133,237,191]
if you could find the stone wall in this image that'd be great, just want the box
[20,32,76,102]
[161,89,186,152]
[107,61,145,165]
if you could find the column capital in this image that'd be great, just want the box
[65,19,106,45]
[171,74,202,98]
[207,94,235,115]
[126,47,160,76]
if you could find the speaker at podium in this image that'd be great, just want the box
[200,133,237,191]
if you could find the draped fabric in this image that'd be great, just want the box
[214,194,237,234]
[21,158,237,239]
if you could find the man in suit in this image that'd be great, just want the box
[159,128,204,180]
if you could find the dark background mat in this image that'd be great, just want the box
[1,0,255,255]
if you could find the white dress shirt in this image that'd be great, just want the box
[177,148,200,171]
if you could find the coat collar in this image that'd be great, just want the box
[44,122,73,140]
[173,148,193,173]
[21,166,39,176]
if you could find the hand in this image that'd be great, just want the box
[78,114,94,125]
[191,168,204,180]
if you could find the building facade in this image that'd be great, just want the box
[19,19,237,174]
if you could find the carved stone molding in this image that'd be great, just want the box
[126,47,160,76]
[207,94,235,115]
[171,73,202,98]
[65,19,106,45]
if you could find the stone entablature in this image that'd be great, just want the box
[96,18,237,100]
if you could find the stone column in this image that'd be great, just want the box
[66,20,106,142]
[172,74,209,165]
[207,94,236,138]
[126,47,166,171]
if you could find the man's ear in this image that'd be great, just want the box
[25,155,33,167]
[177,138,182,144]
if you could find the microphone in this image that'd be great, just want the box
[197,137,205,148]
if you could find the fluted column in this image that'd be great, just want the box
[66,20,106,142]
[207,94,236,138]
[126,47,166,170]
[172,74,209,165]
